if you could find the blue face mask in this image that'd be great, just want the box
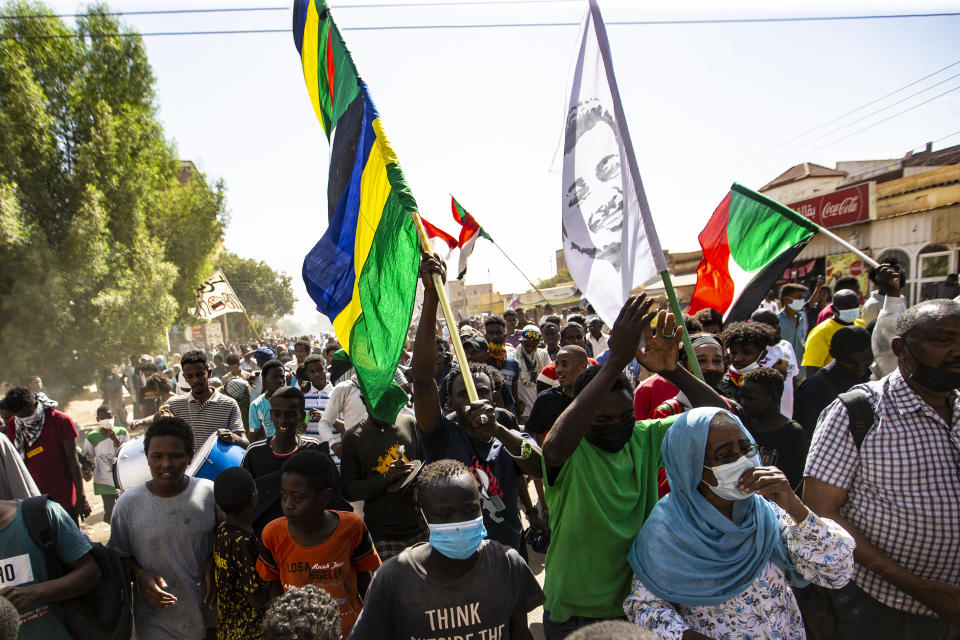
[837,308,860,324]
[421,510,487,559]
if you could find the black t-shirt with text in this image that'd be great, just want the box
[347,540,544,640]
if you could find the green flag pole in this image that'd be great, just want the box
[659,269,703,381]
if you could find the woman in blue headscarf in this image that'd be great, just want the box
[624,407,854,640]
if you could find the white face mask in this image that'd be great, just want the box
[788,299,804,311]
[704,453,760,501]
[98,417,115,429]
[837,308,860,324]
[734,358,761,375]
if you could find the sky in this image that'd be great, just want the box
[34,0,960,329]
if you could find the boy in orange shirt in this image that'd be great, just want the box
[256,449,380,637]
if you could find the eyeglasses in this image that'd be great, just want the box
[706,444,758,466]
[522,332,540,340]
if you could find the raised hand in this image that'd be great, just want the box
[419,253,447,293]
[635,310,683,374]
[606,295,657,366]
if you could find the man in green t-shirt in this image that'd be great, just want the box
[540,296,728,639]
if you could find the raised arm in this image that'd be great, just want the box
[411,254,445,435]
[542,295,655,468]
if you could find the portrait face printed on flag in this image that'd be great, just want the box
[562,97,623,271]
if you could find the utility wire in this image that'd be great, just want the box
[0,0,585,20]
[710,58,960,178]
[1,3,955,22]
[737,85,960,179]
[2,11,959,39]
[710,69,960,180]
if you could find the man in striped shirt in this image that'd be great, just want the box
[167,350,248,450]
[804,299,960,639]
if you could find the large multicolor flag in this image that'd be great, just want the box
[558,0,668,327]
[688,183,819,322]
[451,196,492,280]
[293,0,420,422]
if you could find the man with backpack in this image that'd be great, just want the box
[804,299,960,639]
[0,496,100,639]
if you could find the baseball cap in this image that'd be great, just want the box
[254,347,276,365]
[521,324,541,340]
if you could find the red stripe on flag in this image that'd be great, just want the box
[325,23,336,105]
[688,191,736,316]
[420,216,458,250]
[450,196,480,247]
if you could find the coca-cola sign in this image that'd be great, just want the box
[788,183,871,228]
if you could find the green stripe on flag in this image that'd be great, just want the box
[350,189,420,422]
[727,183,818,272]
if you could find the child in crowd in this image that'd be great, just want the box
[348,459,545,639]
[82,405,129,522]
[302,354,334,436]
[263,585,341,640]
[738,367,809,493]
[213,467,269,640]
[256,449,381,637]
[249,360,286,440]
[108,417,217,640]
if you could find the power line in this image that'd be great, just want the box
[711,69,960,179]
[741,85,960,178]
[2,11,959,39]
[0,0,573,20]
[710,58,960,178]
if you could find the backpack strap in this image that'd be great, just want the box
[838,389,874,451]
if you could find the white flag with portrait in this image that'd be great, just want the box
[558,0,668,327]
[193,270,245,320]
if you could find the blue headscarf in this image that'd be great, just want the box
[627,407,807,606]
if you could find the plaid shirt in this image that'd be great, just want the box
[804,369,960,615]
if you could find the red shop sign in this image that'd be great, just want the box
[788,183,871,228]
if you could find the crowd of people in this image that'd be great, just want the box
[0,255,958,640]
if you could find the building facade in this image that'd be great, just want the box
[758,143,960,304]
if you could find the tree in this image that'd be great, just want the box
[0,2,226,396]
[537,268,573,288]
[217,251,295,338]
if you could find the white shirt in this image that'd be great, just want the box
[761,340,799,419]
[317,379,368,459]
[587,332,609,357]
[759,299,781,313]
[515,347,551,419]
[871,294,906,379]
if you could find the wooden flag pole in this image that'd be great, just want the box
[486,238,552,305]
[241,309,262,343]
[409,211,479,404]
[659,270,704,381]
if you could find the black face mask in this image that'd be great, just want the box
[702,370,725,390]
[906,342,960,393]
[585,418,634,453]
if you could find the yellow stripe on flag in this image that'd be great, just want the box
[300,2,325,132]
[332,121,392,344]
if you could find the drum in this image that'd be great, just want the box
[113,436,151,493]
[186,432,245,481]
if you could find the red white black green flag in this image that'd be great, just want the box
[688,183,819,322]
